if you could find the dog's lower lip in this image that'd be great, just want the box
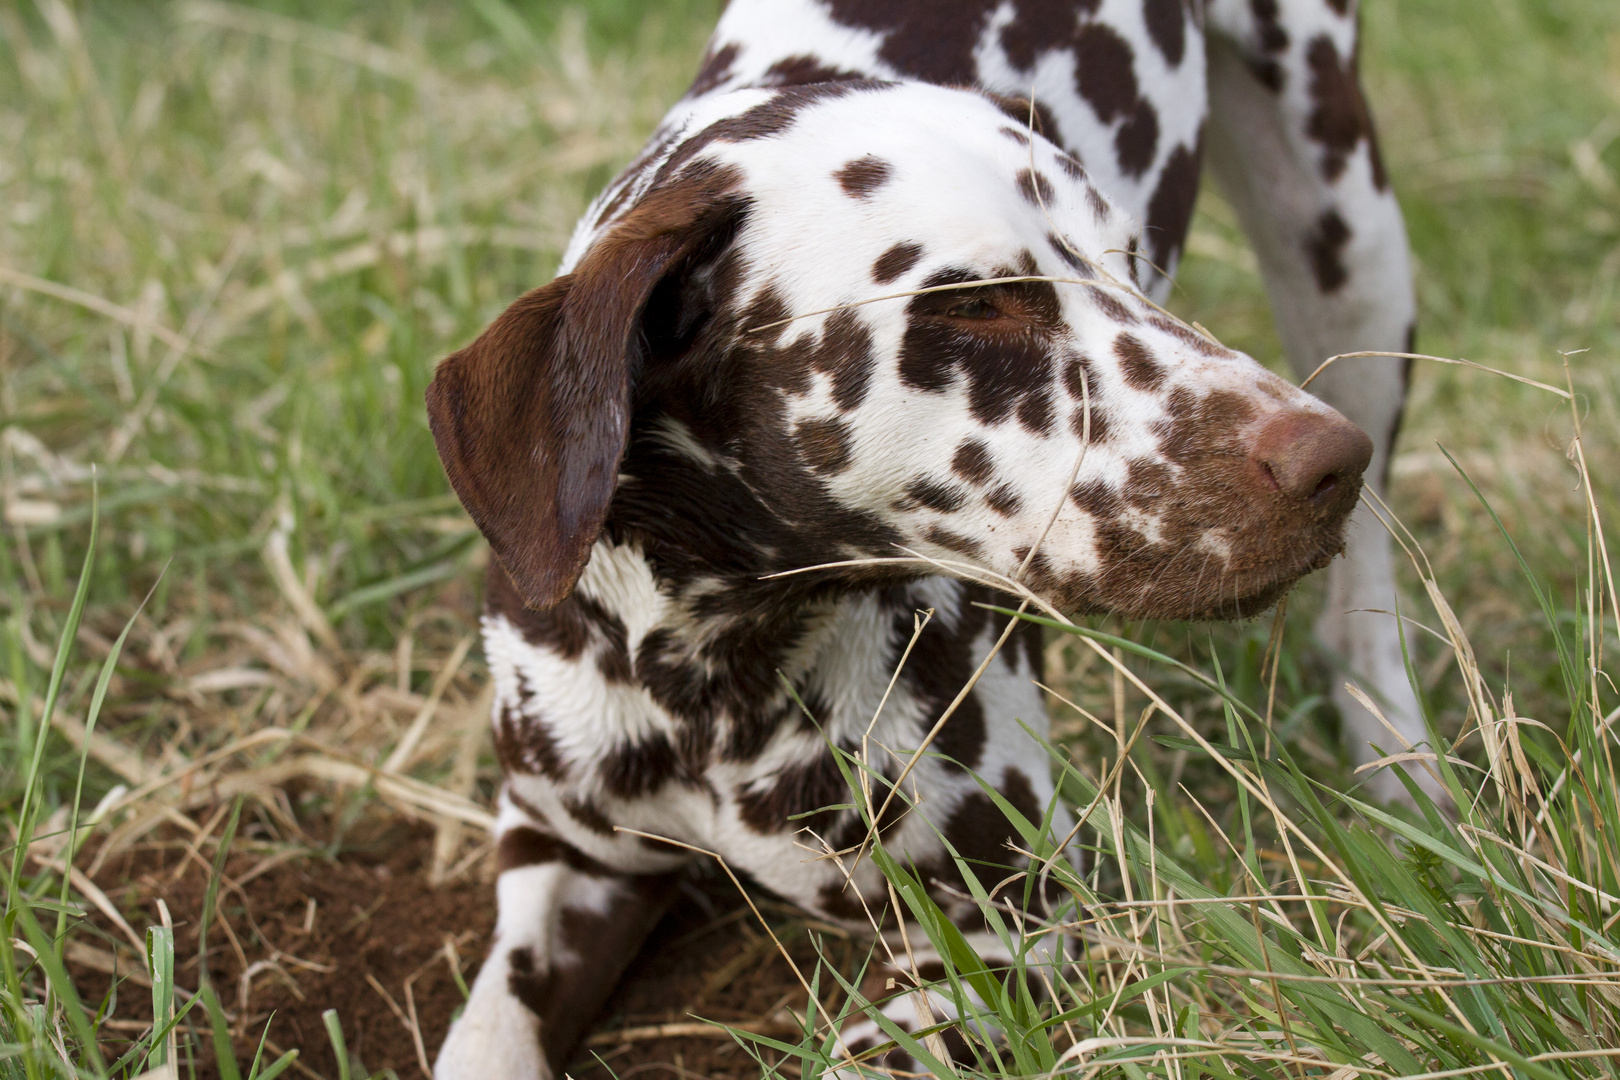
[1051,546,1339,622]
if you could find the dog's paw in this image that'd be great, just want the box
[434,970,549,1080]
[826,987,982,1079]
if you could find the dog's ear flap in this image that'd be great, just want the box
[427,171,745,610]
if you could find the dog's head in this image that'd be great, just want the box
[428,81,1370,621]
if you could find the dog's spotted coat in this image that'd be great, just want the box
[428,1,1418,1075]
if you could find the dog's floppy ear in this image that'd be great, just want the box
[427,167,745,609]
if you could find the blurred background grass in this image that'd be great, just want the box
[0,0,1617,897]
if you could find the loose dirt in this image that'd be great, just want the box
[70,818,859,1080]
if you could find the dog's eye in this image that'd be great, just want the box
[947,297,1001,320]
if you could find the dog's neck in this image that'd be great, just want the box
[480,415,990,761]
[601,413,920,625]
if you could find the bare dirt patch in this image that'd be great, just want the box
[70,819,850,1080]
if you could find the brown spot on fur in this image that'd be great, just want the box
[1049,234,1094,276]
[903,477,968,513]
[561,796,616,836]
[925,524,985,559]
[763,54,867,86]
[795,417,854,474]
[952,440,995,484]
[496,827,562,874]
[1305,35,1388,189]
[494,701,571,780]
[1064,359,1111,441]
[986,483,1022,516]
[1144,0,1187,66]
[495,821,623,878]
[655,83,868,183]
[1116,99,1160,178]
[1012,545,1053,583]
[896,590,990,772]
[1016,387,1055,435]
[1068,24,1161,174]
[781,307,877,410]
[1148,315,1233,358]
[1153,387,1257,466]
[826,0,993,84]
[735,741,853,835]
[984,92,1059,139]
[1248,56,1285,92]
[936,790,1024,880]
[1145,140,1203,276]
[873,241,923,284]
[999,767,1042,824]
[1251,0,1289,52]
[819,308,877,410]
[1000,1,1095,69]
[688,42,739,97]
[1245,0,1289,90]
[835,154,893,197]
[505,867,680,1072]
[1087,185,1111,221]
[1115,333,1166,391]
[1123,457,1174,506]
[1384,321,1417,488]
[1305,209,1352,293]
[601,730,682,799]
[1087,285,1139,325]
[1016,167,1056,207]
[506,946,552,1017]
[1074,23,1138,124]
[1062,357,1092,400]
[1070,478,1122,519]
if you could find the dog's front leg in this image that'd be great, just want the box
[1204,1,1437,801]
[435,797,679,1080]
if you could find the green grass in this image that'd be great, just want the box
[2,0,1620,1076]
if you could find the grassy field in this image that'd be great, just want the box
[4,0,1620,1077]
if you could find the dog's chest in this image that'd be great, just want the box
[482,541,1044,850]
[488,546,945,778]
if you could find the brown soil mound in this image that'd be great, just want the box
[70,822,859,1080]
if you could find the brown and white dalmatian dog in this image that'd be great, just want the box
[426,0,1419,1075]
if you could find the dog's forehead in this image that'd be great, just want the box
[698,83,1137,284]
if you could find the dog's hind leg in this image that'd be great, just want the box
[434,793,680,1080]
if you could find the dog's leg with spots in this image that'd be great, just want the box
[1203,0,1433,801]
[817,622,1079,1078]
[434,796,681,1080]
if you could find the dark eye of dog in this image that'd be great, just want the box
[947,297,1000,320]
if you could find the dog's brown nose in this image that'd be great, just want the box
[1253,409,1373,504]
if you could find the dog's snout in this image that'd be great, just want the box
[1252,409,1373,506]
